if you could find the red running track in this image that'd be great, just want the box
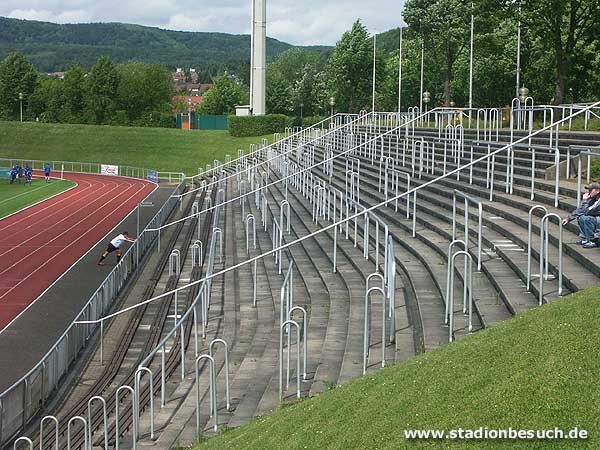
[0,172,156,331]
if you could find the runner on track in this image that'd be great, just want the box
[97,232,136,266]
[44,163,51,182]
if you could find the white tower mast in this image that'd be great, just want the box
[251,0,266,115]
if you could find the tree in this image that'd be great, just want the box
[515,0,600,104]
[87,56,120,123]
[199,74,248,115]
[29,76,64,122]
[327,20,382,113]
[404,0,476,106]
[0,52,38,120]
[62,65,86,121]
[117,62,174,122]
[267,70,293,115]
[266,48,328,116]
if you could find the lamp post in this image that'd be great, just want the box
[300,103,304,122]
[518,86,530,104]
[419,38,425,116]
[468,1,474,126]
[137,201,154,265]
[19,92,23,122]
[372,33,377,113]
[423,91,431,126]
[515,0,522,99]
[329,97,336,118]
[398,24,403,113]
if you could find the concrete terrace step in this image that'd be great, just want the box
[322,164,494,333]
[262,185,350,394]
[268,179,414,381]
[336,153,579,301]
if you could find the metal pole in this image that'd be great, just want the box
[136,203,140,265]
[420,38,424,115]
[372,33,377,113]
[516,3,522,98]
[468,2,474,126]
[398,25,403,113]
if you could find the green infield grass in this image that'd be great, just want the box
[0,177,75,220]
[0,121,272,176]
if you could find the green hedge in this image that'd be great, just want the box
[228,114,294,137]
[302,116,326,128]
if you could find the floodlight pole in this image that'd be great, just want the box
[516,2,522,98]
[372,33,377,113]
[251,0,266,115]
[468,2,474,127]
[419,38,424,115]
[398,25,403,113]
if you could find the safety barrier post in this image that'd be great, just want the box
[134,368,154,440]
[279,320,301,401]
[539,214,563,305]
[526,206,548,291]
[245,214,256,254]
[447,251,473,342]
[209,339,231,411]
[363,282,386,375]
[195,355,217,436]
[87,396,108,450]
[115,386,136,450]
[67,417,88,450]
[39,416,59,450]
[13,437,33,450]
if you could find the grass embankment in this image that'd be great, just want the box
[0,122,272,176]
[197,285,600,450]
[0,179,75,219]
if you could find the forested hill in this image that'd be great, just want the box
[0,17,331,72]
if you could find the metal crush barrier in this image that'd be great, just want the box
[0,181,186,447]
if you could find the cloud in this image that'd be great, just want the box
[7,8,92,23]
[0,0,407,45]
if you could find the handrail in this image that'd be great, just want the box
[177,112,366,197]
[150,112,376,232]
[208,339,231,412]
[115,386,136,450]
[0,157,168,181]
[39,416,59,450]
[0,180,185,446]
[87,396,108,450]
[539,214,563,305]
[363,285,386,374]
[447,251,473,342]
[576,151,600,204]
[452,190,483,272]
[195,355,217,435]
[69,101,600,332]
[279,320,301,401]
[526,206,549,291]
[8,103,597,447]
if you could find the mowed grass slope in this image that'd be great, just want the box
[0,178,75,219]
[198,286,600,450]
[0,121,271,176]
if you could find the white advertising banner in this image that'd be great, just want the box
[101,164,119,176]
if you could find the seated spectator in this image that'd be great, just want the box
[563,183,600,248]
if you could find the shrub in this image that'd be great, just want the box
[302,116,326,128]
[228,114,294,137]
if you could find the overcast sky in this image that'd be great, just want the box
[1,0,406,45]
